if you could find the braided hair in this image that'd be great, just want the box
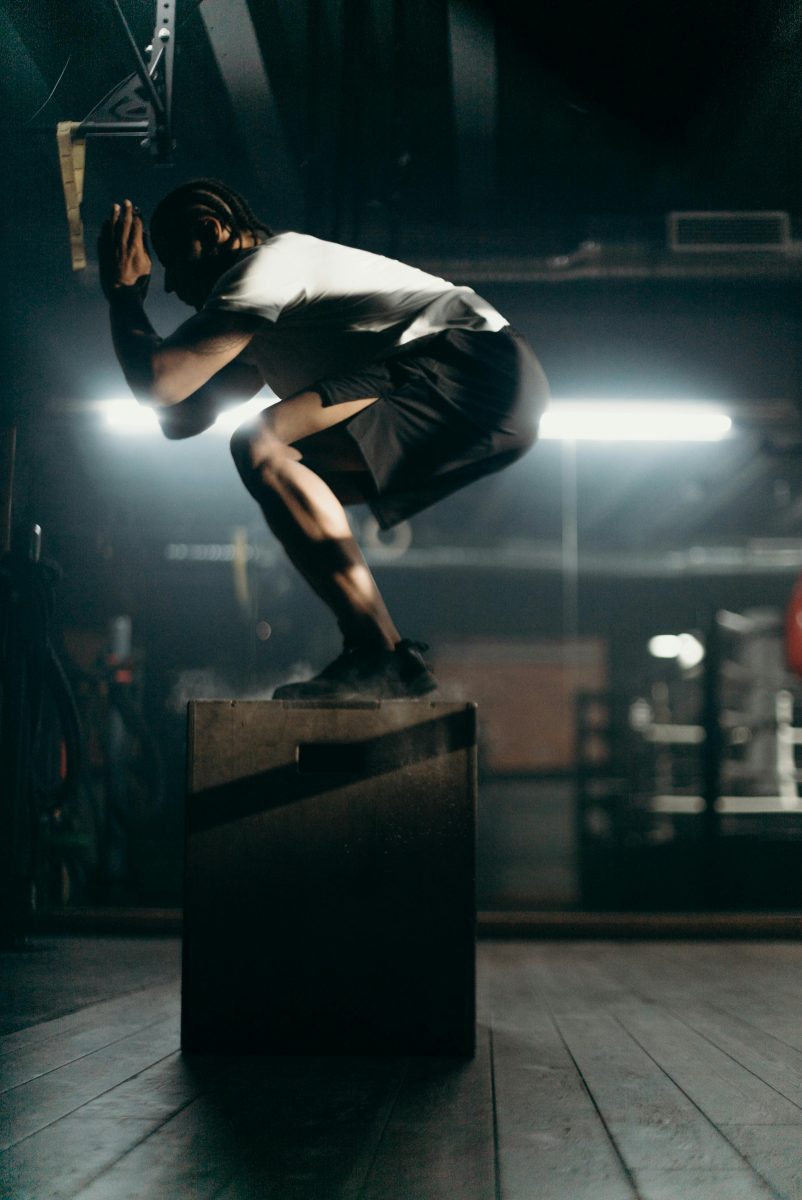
[150,178,273,246]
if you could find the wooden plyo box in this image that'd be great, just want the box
[182,700,477,1056]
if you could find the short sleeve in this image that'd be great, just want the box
[204,235,308,324]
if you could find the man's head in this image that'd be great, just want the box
[150,179,272,308]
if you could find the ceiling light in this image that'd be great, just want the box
[97,395,272,436]
[648,635,681,659]
[540,402,732,442]
[99,398,161,434]
[648,632,705,668]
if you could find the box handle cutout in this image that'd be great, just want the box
[296,742,368,774]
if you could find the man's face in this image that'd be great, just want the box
[152,218,229,309]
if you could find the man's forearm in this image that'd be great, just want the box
[109,298,221,433]
[108,286,168,405]
[157,360,266,439]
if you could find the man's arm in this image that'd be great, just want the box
[108,288,260,406]
[100,199,262,413]
[155,358,266,439]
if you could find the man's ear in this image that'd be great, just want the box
[197,215,228,252]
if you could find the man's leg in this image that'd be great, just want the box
[230,390,400,651]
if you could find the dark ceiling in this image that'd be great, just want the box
[2,0,802,584]
[4,0,802,238]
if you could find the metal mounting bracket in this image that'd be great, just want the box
[58,1,176,269]
[77,0,176,162]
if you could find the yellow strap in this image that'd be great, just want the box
[57,121,87,271]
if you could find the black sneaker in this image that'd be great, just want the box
[272,639,438,700]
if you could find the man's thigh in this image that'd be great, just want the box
[292,420,370,473]
[290,423,375,506]
[265,388,378,446]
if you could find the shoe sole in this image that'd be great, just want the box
[273,672,439,702]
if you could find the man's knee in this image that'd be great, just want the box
[230,418,300,494]
[229,420,260,480]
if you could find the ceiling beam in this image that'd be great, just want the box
[447,0,497,219]
[200,0,303,227]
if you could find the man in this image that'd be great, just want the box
[98,180,548,698]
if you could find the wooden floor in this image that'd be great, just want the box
[2,938,802,1198]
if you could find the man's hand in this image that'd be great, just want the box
[99,200,259,411]
[98,199,153,301]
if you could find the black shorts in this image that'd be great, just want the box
[312,326,549,530]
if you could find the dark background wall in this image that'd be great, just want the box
[3,0,802,908]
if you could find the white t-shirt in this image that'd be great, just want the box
[204,232,508,398]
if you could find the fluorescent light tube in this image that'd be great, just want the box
[540,402,732,442]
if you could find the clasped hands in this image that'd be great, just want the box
[98,199,153,301]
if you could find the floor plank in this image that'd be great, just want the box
[358,1027,496,1200]
[554,1009,749,1171]
[668,1004,802,1112]
[0,985,178,1092]
[0,982,178,1059]
[0,1014,180,1151]
[632,942,802,1011]
[612,1001,802,1127]
[720,1125,802,1200]
[493,1023,636,1198]
[483,944,635,1200]
[520,944,783,1197]
[634,1168,783,1200]
[0,938,180,1034]
[70,1057,406,1200]
[213,1059,406,1200]
[70,1090,258,1200]
[0,1052,199,1200]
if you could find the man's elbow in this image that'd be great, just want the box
[157,399,218,440]
[158,416,195,440]
[146,355,196,407]
[150,375,187,408]
[124,366,173,409]
[127,365,193,432]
